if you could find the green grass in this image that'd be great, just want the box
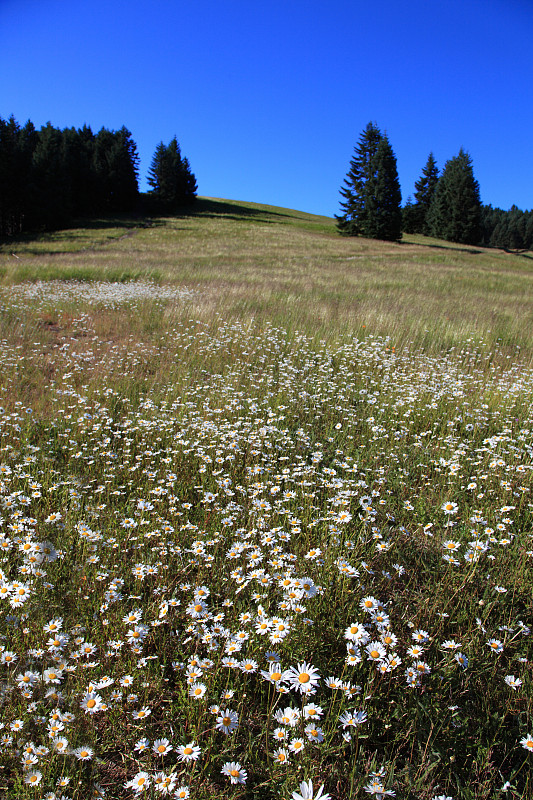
[2,197,531,361]
[0,199,532,799]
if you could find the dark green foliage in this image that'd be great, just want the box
[337,122,402,241]
[0,116,38,235]
[401,196,419,234]
[408,152,439,234]
[0,115,140,236]
[147,137,197,210]
[363,135,402,241]
[426,148,481,245]
[481,203,533,251]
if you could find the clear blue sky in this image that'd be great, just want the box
[1,0,532,217]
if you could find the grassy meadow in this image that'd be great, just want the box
[0,198,532,800]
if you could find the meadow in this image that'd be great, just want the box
[0,198,531,800]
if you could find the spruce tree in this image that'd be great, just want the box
[363,134,402,241]
[426,148,481,245]
[412,152,439,234]
[402,197,418,234]
[147,137,197,210]
[336,121,383,236]
[337,123,401,241]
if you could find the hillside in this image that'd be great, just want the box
[1,196,532,363]
[0,197,532,799]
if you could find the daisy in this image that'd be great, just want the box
[24,770,42,786]
[174,788,190,800]
[153,738,172,756]
[124,772,151,794]
[188,682,207,699]
[291,780,331,800]
[366,642,386,662]
[216,708,238,734]
[275,707,301,727]
[52,736,69,753]
[132,706,151,720]
[285,662,320,695]
[134,738,150,753]
[289,737,305,754]
[504,675,522,690]
[153,771,176,794]
[520,734,533,752]
[260,662,289,685]
[240,659,258,673]
[221,761,247,784]
[302,703,323,719]
[345,622,369,643]
[73,745,94,760]
[455,652,468,668]
[305,724,325,743]
[339,710,368,728]
[80,692,103,714]
[176,741,201,762]
[441,501,458,515]
[273,747,290,764]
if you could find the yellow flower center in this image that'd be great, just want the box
[271,671,281,681]
[298,673,310,683]
[183,747,193,755]
[87,699,96,708]
[230,770,240,777]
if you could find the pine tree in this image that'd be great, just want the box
[426,148,481,245]
[147,137,197,210]
[412,152,439,234]
[363,134,402,241]
[337,123,401,241]
[402,197,418,234]
[336,122,383,236]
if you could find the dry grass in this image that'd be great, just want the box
[2,197,533,362]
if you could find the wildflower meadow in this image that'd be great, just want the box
[0,203,532,799]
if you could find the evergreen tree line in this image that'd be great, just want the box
[338,122,532,249]
[0,115,196,236]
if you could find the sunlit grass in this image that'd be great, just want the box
[0,202,532,799]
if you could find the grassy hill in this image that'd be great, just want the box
[0,200,532,799]
[2,196,533,361]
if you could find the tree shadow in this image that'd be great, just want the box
[400,236,533,259]
[175,197,297,223]
[399,239,484,255]
[1,215,166,256]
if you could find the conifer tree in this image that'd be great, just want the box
[426,148,481,245]
[337,123,401,241]
[401,197,418,234]
[412,152,439,234]
[363,134,402,241]
[336,122,383,236]
[147,137,197,210]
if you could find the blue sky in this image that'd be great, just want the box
[1,0,532,217]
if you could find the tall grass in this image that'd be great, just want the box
[0,202,531,799]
